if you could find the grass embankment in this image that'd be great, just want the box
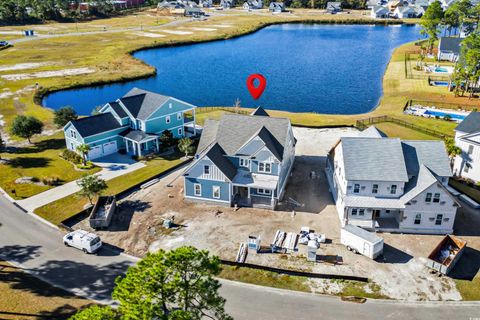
[0,132,100,199]
[0,260,92,319]
[35,153,184,225]
[219,265,389,299]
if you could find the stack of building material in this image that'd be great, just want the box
[236,243,248,263]
[271,230,286,253]
[284,232,298,252]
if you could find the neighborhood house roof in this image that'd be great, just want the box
[439,37,463,55]
[196,114,291,160]
[119,87,171,121]
[205,143,237,180]
[455,112,480,134]
[372,5,389,13]
[401,140,452,178]
[69,113,122,138]
[251,106,270,116]
[121,129,157,142]
[358,126,387,138]
[108,101,128,118]
[326,1,342,9]
[341,137,409,182]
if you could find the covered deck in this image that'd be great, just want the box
[231,171,279,209]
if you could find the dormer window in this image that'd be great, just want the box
[239,158,250,168]
[258,162,271,173]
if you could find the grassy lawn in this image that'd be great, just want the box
[219,265,389,299]
[449,179,480,203]
[34,152,184,225]
[372,122,439,140]
[0,132,100,200]
[454,277,480,301]
[0,260,92,319]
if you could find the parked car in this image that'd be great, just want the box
[0,41,10,47]
[63,230,102,254]
[341,225,384,259]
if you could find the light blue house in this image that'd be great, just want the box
[183,107,296,209]
[63,88,197,160]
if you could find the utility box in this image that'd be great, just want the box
[248,235,261,252]
[307,240,318,262]
[341,225,383,259]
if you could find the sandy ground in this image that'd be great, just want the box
[0,62,53,72]
[72,127,480,301]
[1,67,95,81]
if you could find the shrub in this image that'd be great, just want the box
[60,149,83,164]
[42,176,60,186]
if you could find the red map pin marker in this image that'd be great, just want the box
[246,74,266,100]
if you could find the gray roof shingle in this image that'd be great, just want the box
[205,143,237,180]
[456,112,480,134]
[70,113,123,138]
[119,88,171,121]
[251,106,269,117]
[108,101,128,118]
[341,137,409,182]
[401,140,452,177]
[358,126,387,138]
[197,114,291,159]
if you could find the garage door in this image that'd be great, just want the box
[103,141,118,156]
[88,146,103,160]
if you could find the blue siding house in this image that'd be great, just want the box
[63,88,197,160]
[183,107,296,209]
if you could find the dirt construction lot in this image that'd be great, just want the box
[73,127,480,301]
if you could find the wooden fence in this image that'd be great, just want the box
[356,115,453,139]
[404,52,450,81]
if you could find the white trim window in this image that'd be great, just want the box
[425,193,432,202]
[204,165,210,175]
[239,158,250,168]
[390,185,397,194]
[70,142,75,150]
[433,193,440,203]
[70,129,76,139]
[257,188,271,195]
[372,184,378,194]
[177,112,182,120]
[435,214,443,225]
[353,184,360,193]
[166,115,171,124]
[178,128,183,136]
[359,209,365,216]
[194,183,202,196]
[414,213,421,225]
[351,208,358,216]
[258,162,272,173]
[212,185,220,199]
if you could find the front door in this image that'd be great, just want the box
[373,210,381,219]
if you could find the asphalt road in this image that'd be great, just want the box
[1,194,480,319]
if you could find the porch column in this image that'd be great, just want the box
[247,187,250,199]
[271,189,274,206]
[156,138,159,152]
[126,139,129,153]
[138,142,142,157]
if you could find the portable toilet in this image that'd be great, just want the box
[307,240,318,262]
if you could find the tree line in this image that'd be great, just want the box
[0,0,158,23]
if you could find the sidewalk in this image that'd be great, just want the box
[16,158,145,213]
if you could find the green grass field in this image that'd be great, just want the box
[35,152,184,225]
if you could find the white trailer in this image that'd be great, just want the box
[341,225,383,259]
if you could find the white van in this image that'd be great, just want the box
[341,225,383,260]
[63,230,102,254]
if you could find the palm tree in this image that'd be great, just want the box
[444,138,461,170]
[76,144,91,166]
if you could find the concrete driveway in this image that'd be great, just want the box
[16,154,145,213]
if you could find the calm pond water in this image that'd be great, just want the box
[43,24,421,115]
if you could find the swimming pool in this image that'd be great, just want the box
[432,81,449,86]
[424,110,467,121]
[434,67,449,73]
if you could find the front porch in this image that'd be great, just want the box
[122,130,159,158]
[231,171,279,209]
[348,208,402,232]
[232,186,277,209]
